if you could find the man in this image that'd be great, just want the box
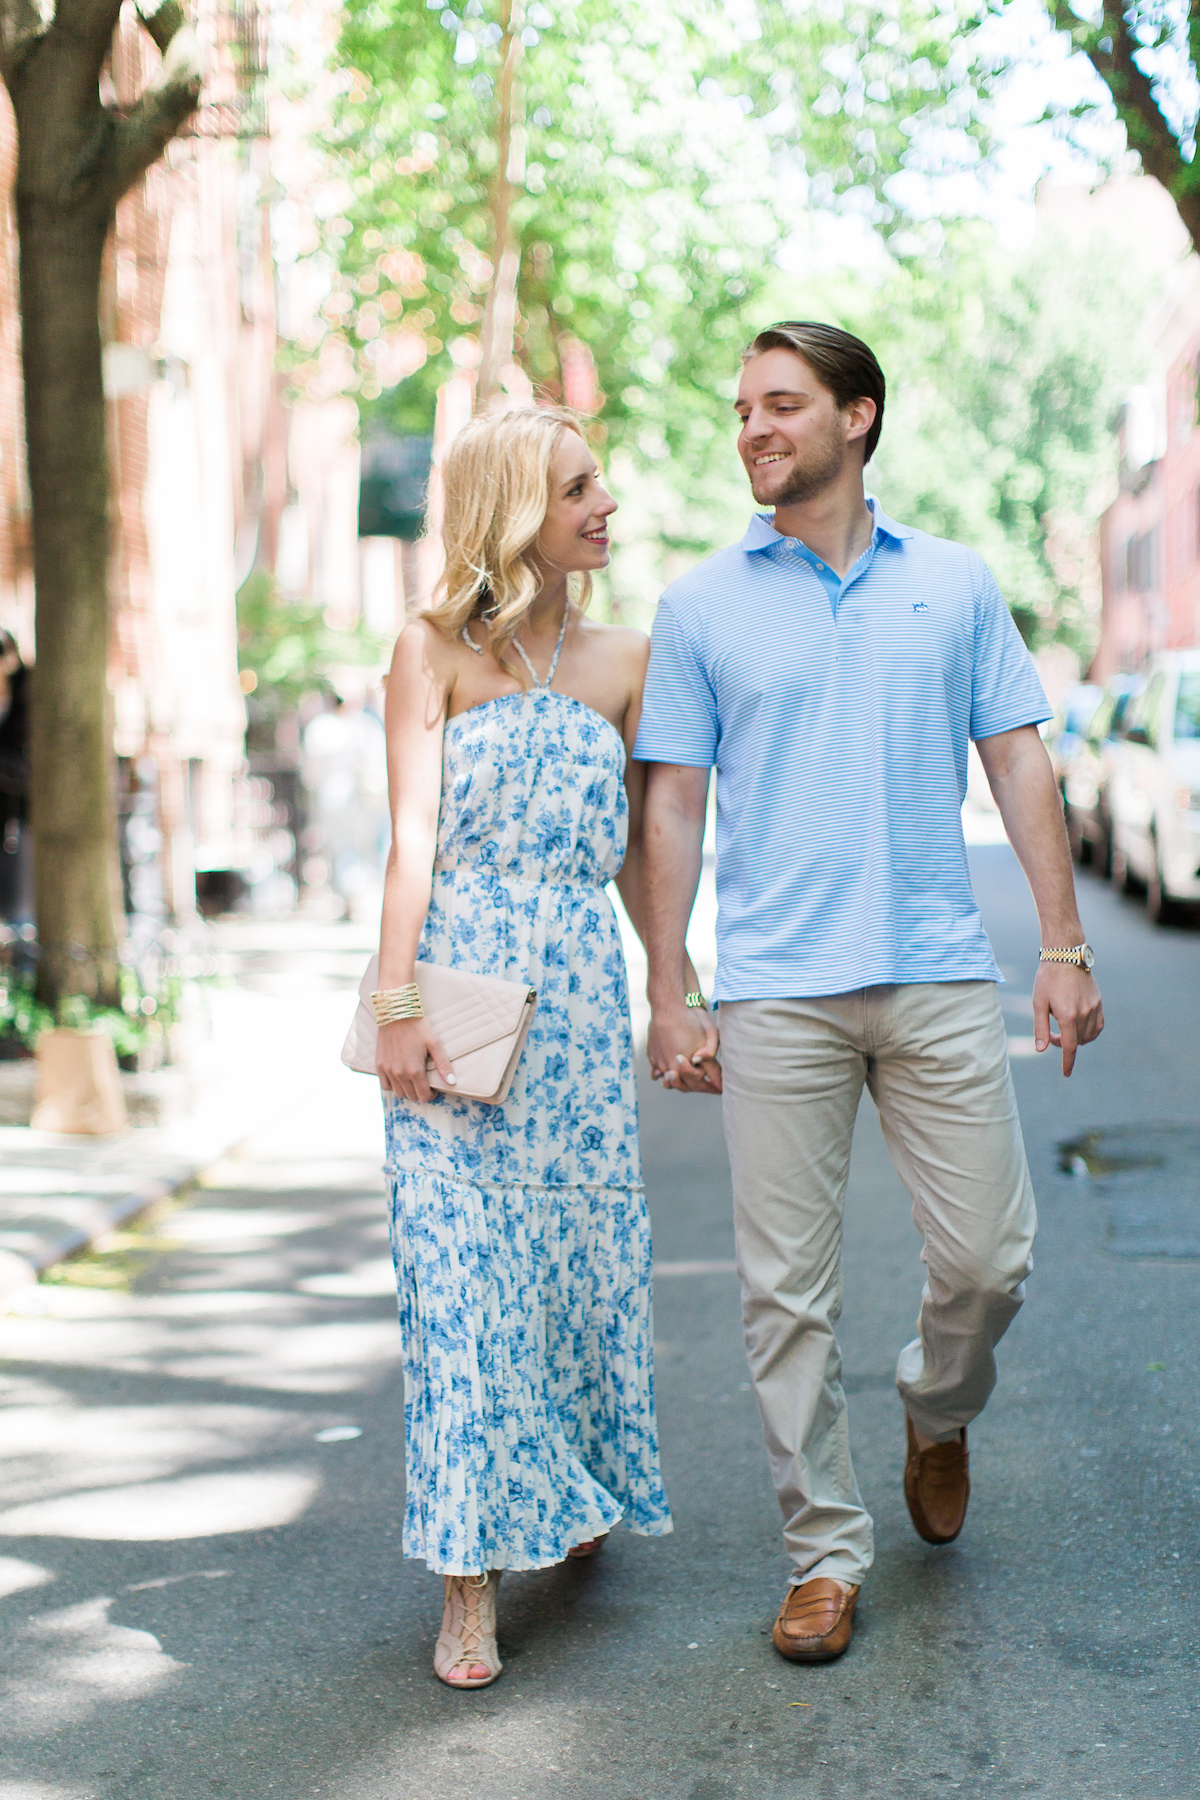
[634,321,1103,1663]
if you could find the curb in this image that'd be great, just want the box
[0,1145,241,1304]
[0,989,361,1307]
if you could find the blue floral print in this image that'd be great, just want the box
[384,689,673,1574]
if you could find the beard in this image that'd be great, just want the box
[749,418,847,508]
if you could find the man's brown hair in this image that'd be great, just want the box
[744,321,886,464]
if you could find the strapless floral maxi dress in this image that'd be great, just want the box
[383,689,672,1574]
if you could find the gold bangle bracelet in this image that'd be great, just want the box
[371,984,424,1024]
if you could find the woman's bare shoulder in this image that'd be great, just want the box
[390,616,459,682]
[578,616,650,669]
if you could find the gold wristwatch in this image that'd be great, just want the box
[1039,943,1095,972]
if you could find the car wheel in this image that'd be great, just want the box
[1111,840,1138,895]
[1147,846,1181,926]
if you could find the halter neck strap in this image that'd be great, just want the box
[461,602,569,692]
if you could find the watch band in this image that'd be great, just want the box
[1039,943,1093,969]
[684,991,706,1009]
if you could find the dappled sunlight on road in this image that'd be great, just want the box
[0,1555,52,1598]
[298,1258,396,1298]
[0,1060,401,1783]
[6,1594,184,1733]
[2,1403,308,1502]
[0,1471,319,1542]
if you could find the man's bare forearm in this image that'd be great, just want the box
[642,763,708,1006]
[976,726,1083,943]
[976,723,1104,1074]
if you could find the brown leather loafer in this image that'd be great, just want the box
[772,1578,859,1663]
[904,1416,969,1544]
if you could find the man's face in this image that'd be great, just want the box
[734,347,867,508]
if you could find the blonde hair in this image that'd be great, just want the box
[424,405,592,677]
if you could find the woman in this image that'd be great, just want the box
[0,628,31,927]
[376,406,711,1689]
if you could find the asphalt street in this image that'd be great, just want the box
[2,850,1198,1800]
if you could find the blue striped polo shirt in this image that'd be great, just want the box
[632,502,1051,1001]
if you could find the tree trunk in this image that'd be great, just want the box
[1,0,202,1009]
[18,191,124,1006]
[477,2,524,406]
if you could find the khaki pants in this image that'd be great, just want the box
[719,981,1037,1588]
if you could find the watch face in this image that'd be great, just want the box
[1081,945,1095,971]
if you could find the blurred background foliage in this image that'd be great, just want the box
[236,572,389,733]
[303,0,1160,650]
[805,225,1151,655]
[318,2,985,544]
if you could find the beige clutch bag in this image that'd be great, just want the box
[341,954,537,1105]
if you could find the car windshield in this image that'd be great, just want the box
[1061,696,1100,735]
[1087,697,1114,742]
[1110,691,1135,731]
[1176,673,1200,741]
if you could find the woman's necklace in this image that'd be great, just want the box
[461,600,569,691]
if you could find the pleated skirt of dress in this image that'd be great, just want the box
[387,1151,672,1573]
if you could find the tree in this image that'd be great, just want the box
[783,219,1152,653]
[306,0,988,548]
[1016,2,1200,255]
[0,1,203,1004]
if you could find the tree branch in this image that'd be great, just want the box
[1051,0,1200,250]
[56,0,125,61]
[133,0,188,61]
[1051,1,1174,178]
[0,0,51,87]
[107,3,203,200]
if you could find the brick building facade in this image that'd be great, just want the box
[0,0,361,925]
[1094,204,1200,678]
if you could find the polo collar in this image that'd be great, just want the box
[740,497,915,555]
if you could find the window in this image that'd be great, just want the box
[1109,687,1141,736]
[1125,527,1160,592]
[1087,695,1114,745]
[1175,673,1200,741]
[1143,673,1167,747]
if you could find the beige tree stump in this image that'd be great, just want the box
[31,1028,127,1136]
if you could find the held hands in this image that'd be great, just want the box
[376,1017,457,1104]
[1031,962,1104,1077]
[648,1002,722,1095]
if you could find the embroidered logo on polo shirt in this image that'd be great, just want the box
[912,602,930,614]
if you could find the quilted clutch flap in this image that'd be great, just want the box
[413,961,535,1060]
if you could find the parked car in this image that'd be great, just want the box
[1108,650,1200,923]
[1045,683,1103,791]
[1061,673,1144,875]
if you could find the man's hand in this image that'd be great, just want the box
[1031,961,1104,1077]
[647,1002,722,1094]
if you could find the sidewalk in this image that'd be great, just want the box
[0,798,1009,1304]
[0,914,376,1303]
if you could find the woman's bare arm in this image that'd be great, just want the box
[376,623,458,1103]
[612,633,651,941]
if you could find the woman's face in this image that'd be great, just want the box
[533,431,617,576]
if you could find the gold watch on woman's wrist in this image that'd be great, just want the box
[1038,942,1095,972]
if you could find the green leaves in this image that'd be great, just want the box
[1006,2,1200,251]
[311,0,989,472]
[817,221,1151,650]
[236,573,389,716]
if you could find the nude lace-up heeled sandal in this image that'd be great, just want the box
[434,1571,503,1689]
[565,1533,609,1560]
